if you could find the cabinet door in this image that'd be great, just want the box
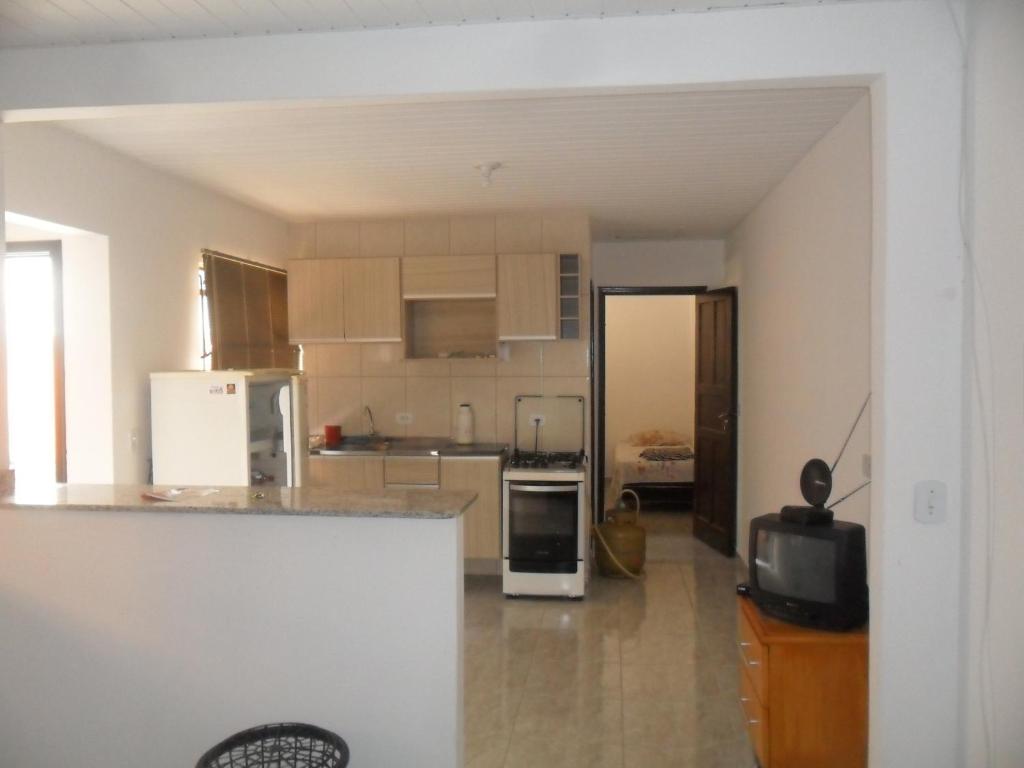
[441,457,502,559]
[497,253,558,340]
[287,258,345,342]
[309,456,384,490]
[342,257,402,341]
[402,255,496,299]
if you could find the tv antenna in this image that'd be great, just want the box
[781,393,872,525]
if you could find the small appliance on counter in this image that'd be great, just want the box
[455,403,474,445]
[150,369,308,487]
[502,394,587,599]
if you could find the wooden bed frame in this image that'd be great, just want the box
[622,481,694,511]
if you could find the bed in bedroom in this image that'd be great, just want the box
[608,430,695,510]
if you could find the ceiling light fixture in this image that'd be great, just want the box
[474,162,502,188]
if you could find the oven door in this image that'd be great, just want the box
[504,480,580,573]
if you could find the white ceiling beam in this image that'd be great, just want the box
[0,2,929,117]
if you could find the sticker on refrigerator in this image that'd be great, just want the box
[226,383,236,394]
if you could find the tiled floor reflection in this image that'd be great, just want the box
[464,510,754,767]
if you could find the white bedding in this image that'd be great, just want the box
[608,442,695,503]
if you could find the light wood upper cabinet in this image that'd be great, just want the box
[342,257,402,341]
[497,253,558,340]
[287,258,345,342]
[401,255,496,299]
[441,456,502,559]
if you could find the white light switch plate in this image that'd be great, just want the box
[914,480,947,524]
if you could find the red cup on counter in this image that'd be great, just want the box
[324,424,342,446]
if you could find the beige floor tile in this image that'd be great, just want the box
[463,509,749,768]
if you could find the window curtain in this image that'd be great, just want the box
[202,250,297,370]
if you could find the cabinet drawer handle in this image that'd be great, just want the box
[737,642,760,667]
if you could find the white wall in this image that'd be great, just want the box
[726,94,872,550]
[0,506,464,767]
[0,3,969,763]
[62,233,114,483]
[3,124,289,483]
[593,239,725,288]
[604,295,695,472]
[964,0,1024,764]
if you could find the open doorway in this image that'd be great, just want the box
[3,241,66,485]
[596,286,734,557]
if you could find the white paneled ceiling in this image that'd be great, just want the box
[0,0,882,48]
[56,87,866,238]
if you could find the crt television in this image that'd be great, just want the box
[749,513,868,631]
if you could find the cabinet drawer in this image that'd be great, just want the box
[739,662,769,767]
[385,456,440,486]
[310,456,384,490]
[738,601,767,704]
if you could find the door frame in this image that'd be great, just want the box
[593,285,707,522]
[3,240,67,483]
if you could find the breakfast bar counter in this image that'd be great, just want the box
[0,482,475,519]
[0,483,469,768]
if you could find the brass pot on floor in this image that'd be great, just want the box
[594,489,646,579]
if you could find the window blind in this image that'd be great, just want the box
[202,250,297,370]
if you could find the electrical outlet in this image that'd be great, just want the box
[395,412,413,425]
[913,480,947,524]
[530,414,546,426]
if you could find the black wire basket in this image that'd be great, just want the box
[195,723,350,768]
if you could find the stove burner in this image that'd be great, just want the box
[509,450,584,470]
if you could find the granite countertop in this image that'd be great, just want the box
[312,438,508,458]
[0,484,476,519]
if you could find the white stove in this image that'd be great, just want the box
[502,397,588,599]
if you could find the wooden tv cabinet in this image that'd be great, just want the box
[737,596,868,767]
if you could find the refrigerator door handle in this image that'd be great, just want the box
[278,384,292,486]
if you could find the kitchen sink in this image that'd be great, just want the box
[317,435,390,454]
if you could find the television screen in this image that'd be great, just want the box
[755,529,837,604]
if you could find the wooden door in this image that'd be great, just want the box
[693,288,738,556]
[342,257,402,341]
[496,253,558,340]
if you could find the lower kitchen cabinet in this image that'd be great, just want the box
[440,456,502,560]
[309,455,384,491]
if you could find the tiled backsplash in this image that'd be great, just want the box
[302,339,590,447]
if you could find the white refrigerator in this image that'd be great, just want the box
[150,369,308,487]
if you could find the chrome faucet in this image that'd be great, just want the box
[365,406,377,437]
